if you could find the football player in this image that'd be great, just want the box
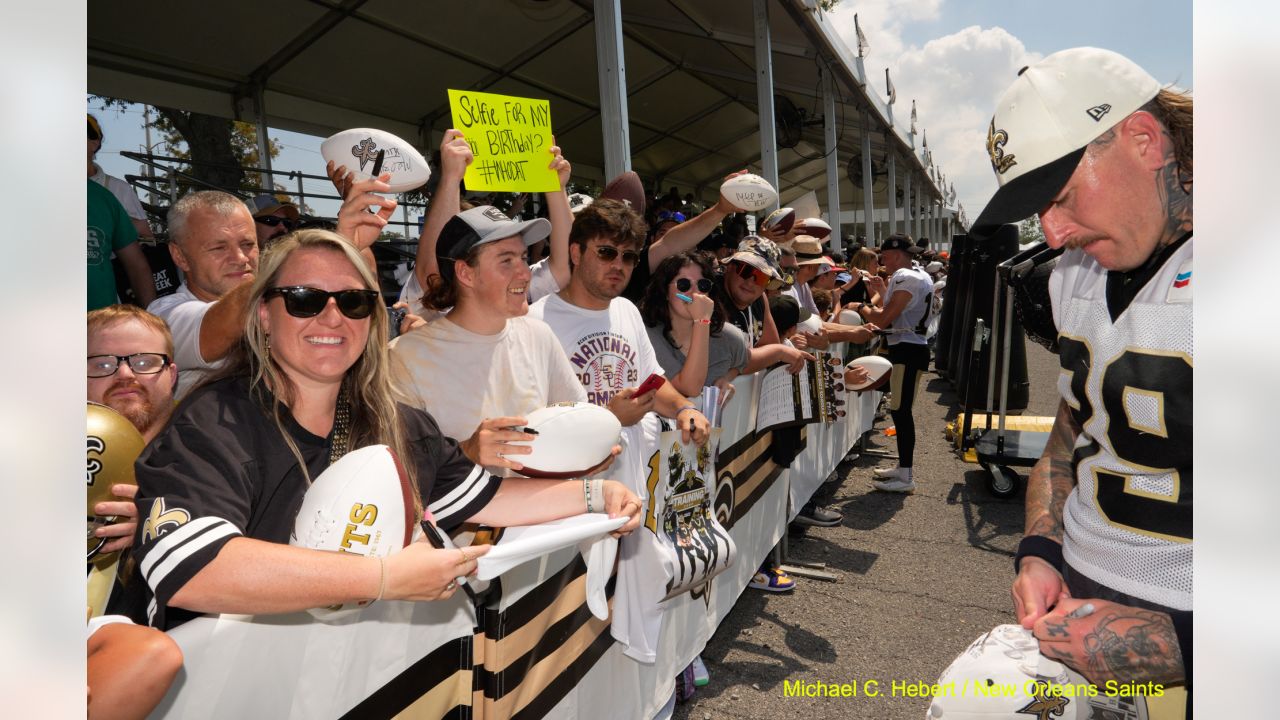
[974,47,1192,702]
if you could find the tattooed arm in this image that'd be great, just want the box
[1012,399,1080,628]
[1034,598,1185,686]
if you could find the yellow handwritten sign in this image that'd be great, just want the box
[447,89,559,193]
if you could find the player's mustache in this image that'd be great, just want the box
[1063,234,1105,250]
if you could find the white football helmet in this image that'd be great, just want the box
[926,624,1150,720]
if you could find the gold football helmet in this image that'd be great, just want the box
[87,401,145,565]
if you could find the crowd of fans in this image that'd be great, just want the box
[87,113,952,715]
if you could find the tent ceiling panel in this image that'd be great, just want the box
[87,0,945,210]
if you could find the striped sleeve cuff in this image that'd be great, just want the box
[139,516,241,607]
[429,465,502,530]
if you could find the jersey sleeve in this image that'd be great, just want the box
[404,406,503,530]
[129,408,254,621]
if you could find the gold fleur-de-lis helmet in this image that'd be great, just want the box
[87,401,145,567]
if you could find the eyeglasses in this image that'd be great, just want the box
[591,244,641,267]
[675,277,713,294]
[733,262,771,288]
[265,286,380,319]
[255,215,298,231]
[87,353,170,378]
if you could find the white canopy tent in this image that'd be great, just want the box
[89,0,959,247]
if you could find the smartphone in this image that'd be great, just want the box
[634,373,665,397]
[387,305,408,340]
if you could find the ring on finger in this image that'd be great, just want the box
[445,580,457,591]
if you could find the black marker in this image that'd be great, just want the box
[371,149,385,178]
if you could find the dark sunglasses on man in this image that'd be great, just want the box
[675,277,714,295]
[256,215,299,232]
[265,286,381,319]
[733,261,771,288]
[591,244,641,267]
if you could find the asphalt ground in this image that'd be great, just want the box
[673,340,1063,720]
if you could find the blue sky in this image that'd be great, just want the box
[89,0,1192,228]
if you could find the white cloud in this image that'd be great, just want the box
[827,5,1039,225]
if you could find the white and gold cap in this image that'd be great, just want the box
[974,47,1162,229]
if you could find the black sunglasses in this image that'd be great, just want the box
[675,277,713,294]
[256,215,298,231]
[264,286,380,319]
[86,353,170,378]
[591,244,641,266]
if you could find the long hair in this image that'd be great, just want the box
[212,229,421,508]
[849,247,878,273]
[422,242,483,311]
[640,251,727,345]
[1142,87,1192,191]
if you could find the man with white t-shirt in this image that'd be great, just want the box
[850,233,933,492]
[529,198,711,663]
[389,205,587,474]
[529,199,711,443]
[147,191,260,397]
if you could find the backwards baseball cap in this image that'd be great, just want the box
[974,47,1162,228]
[436,205,551,275]
[880,233,921,255]
[722,235,785,281]
[249,193,300,221]
[87,114,103,141]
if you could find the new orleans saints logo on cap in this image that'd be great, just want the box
[986,119,1017,175]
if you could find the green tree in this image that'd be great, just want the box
[90,95,280,195]
[1018,215,1045,245]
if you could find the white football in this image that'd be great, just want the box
[846,355,892,392]
[291,444,417,618]
[320,128,432,193]
[719,173,778,212]
[795,217,831,240]
[797,314,823,334]
[760,206,795,233]
[927,624,1125,720]
[836,309,863,327]
[512,403,622,479]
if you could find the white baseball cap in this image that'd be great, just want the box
[974,47,1162,228]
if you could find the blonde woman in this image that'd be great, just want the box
[112,230,640,630]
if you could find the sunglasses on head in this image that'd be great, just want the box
[675,277,713,294]
[264,286,380,319]
[733,262,771,288]
[656,210,686,224]
[591,244,641,267]
[256,215,298,231]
